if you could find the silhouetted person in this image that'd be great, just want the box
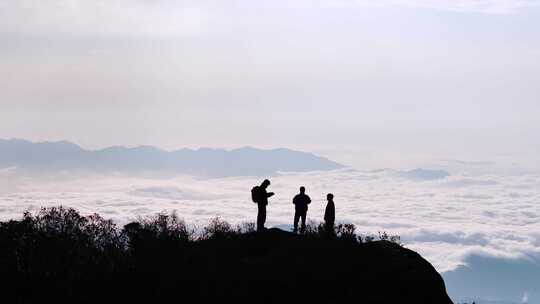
[252,179,274,231]
[292,186,311,233]
[324,193,335,233]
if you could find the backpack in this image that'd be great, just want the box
[251,186,260,203]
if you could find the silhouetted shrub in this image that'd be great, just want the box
[33,206,88,238]
[202,217,234,239]
[235,221,256,234]
[84,213,121,251]
[301,222,404,246]
[132,211,193,242]
[0,207,419,304]
[378,231,402,245]
[304,220,323,235]
[336,223,357,242]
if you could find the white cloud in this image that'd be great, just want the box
[129,186,225,201]
[523,291,529,303]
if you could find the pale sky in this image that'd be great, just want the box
[1,0,540,168]
[2,3,540,301]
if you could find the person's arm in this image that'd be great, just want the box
[267,192,275,198]
[307,196,311,205]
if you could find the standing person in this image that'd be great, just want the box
[251,179,274,231]
[324,193,335,233]
[292,186,311,233]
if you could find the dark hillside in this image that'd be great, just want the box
[0,207,452,304]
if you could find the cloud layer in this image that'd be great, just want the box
[1,168,538,275]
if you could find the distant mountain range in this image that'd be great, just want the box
[0,139,344,177]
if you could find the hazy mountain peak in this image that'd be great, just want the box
[0,139,344,177]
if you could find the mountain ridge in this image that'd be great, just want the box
[0,139,344,177]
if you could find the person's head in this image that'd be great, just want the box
[299,186,305,194]
[327,193,334,201]
[261,179,271,188]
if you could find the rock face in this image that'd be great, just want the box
[194,228,454,304]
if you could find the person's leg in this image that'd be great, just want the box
[257,204,266,231]
[293,211,300,233]
[300,212,306,233]
[262,205,266,229]
[325,221,334,234]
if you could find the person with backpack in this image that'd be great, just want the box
[292,186,311,233]
[251,179,274,231]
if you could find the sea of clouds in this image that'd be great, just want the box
[1,167,539,275]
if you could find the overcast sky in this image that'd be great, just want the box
[2,3,540,301]
[1,0,539,168]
